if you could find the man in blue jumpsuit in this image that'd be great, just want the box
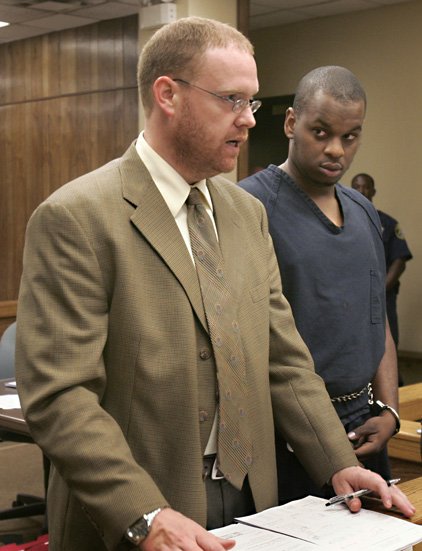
[351,173,413,348]
[239,66,400,502]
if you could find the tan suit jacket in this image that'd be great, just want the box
[16,143,358,550]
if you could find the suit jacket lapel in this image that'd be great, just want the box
[120,144,208,331]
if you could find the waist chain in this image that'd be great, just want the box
[330,382,373,403]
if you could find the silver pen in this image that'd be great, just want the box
[325,478,401,507]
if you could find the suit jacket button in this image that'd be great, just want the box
[199,348,211,360]
[199,410,209,423]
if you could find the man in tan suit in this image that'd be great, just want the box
[15,16,414,551]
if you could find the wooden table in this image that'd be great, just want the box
[389,419,421,463]
[0,378,29,436]
[399,477,422,524]
[399,383,422,421]
[0,378,47,522]
[400,477,422,551]
[388,383,422,464]
[363,476,422,550]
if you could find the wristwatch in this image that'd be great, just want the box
[372,400,401,434]
[124,508,163,546]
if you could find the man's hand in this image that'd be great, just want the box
[140,508,236,551]
[331,466,415,517]
[347,413,396,459]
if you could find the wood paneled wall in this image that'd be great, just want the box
[0,16,139,336]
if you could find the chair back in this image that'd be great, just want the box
[0,322,16,379]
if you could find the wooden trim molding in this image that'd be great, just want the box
[0,300,18,319]
[1,85,138,108]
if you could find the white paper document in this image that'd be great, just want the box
[211,522,320,550]
[234,496,422,551]
[0,394,21,409]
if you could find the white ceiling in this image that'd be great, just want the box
[250,0,413,29]
[0,0,414,44]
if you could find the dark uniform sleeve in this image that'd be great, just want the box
[378,210,412,267]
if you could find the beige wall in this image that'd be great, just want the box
[251,0,422,352]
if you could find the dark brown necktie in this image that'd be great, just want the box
[186,187,251,490]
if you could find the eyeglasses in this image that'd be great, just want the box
[173,78,262,114]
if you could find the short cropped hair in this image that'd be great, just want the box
[352,173,375,186]
[137,16,254,116]
[293,66,366,117]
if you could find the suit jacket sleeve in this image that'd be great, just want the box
[264,226,359,486]
[15,200,169,550]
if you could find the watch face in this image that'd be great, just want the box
[126,517,148,544]
[126,508,163,545]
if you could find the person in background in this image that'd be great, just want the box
[351,173,413,354]
[16,26,414,551]
[239,66,403,504]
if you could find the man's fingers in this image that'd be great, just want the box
[347,430,358,440]
[196,533,236,551]
[353,440,379,456]
[331,466,416,519]
[345,496,362,513]
[142,508,236,551]
[381,486,416,517]
[220,538,236,550]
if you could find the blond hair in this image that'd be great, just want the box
[137,16,254,115]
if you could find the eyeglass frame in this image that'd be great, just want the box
[172,78,262,114]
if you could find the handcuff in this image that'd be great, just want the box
[368,383,401,434]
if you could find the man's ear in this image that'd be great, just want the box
[152,76,178,116]
[284,107,296,139]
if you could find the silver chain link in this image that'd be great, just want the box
[331,382,372,404]
[367,382,374,405]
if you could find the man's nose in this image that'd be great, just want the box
[324,138,344,158]
[235,105,257,129]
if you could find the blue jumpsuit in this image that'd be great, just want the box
[239,165,390,501]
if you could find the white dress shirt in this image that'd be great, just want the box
[135,133,218,261]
